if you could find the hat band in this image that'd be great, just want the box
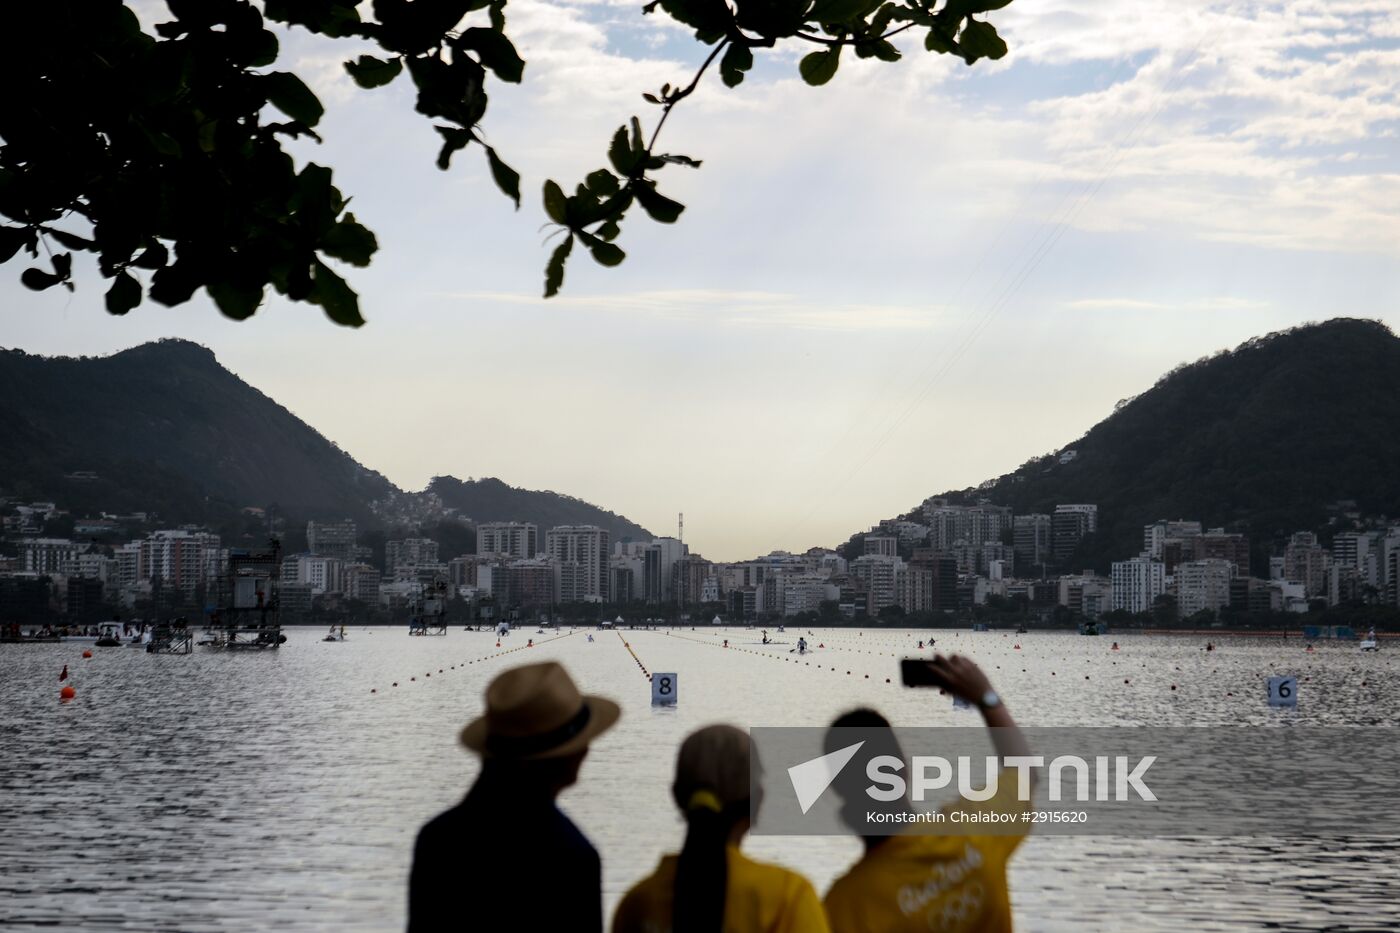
[486,704,592,757]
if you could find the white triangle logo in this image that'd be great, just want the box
[787,741,865,815]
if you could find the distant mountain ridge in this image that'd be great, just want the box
[0,340,653,541]
[427,476,653,543]
[840,318,1400,572]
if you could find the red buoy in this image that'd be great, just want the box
[82,650,93,659]
[60,685,76,700]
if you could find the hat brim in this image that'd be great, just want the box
[459,695,621,760]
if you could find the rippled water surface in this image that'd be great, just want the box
[3,627,1398,931]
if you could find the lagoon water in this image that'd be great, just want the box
[3,627,1399,931]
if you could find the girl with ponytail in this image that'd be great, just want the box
[613,724,830,933]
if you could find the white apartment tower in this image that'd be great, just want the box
[545,525,611,602]
[477,522,539,560]
[1110,554,1165,614]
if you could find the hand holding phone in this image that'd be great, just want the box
[900,654,994,707]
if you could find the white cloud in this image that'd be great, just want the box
[448,288,946,330]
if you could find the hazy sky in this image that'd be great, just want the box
[4,0,1399,560]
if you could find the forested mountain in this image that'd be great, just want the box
[427,476,653,543]
[840,319,1400,572]
[0,340,652,542]
[0,340,394,523]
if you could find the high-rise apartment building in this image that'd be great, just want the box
[386,538,439,573]
[545,525,610,602]
[1176,558,1234,617]
[1052,504,1098,562]
[1110,554,1164,614]
[864,535,898,558]
[851,554,902,616]
[477,522,539,560]
[307,520,358,561]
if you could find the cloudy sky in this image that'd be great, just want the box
[4,0,1400,559]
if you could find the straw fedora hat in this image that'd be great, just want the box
[460,662,620,759]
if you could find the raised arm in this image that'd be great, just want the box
[926,654,1032,763]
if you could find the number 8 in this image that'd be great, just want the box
[659,678,672,695]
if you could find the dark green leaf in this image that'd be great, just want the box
[457,28,525,83]
[435,126,474,169]
[51,252,71,279]
[734,0,810,38]
[544,234,573,298]
[609,126,640,175]
[656,154,703,168]
[958,19,1007,63]
[543,180,569,224]
[104,271,141,315]
[580,231,625,267]
[961,0,1013,12]
[207,279,265,320]
[658,0,732,43]
[925,24,957,53]
[21,267,60,291]
[150,260,203,306]
[321,212,378,266]
[634,183,685,223]
[485,146,521,208]
[345,54,403,88]
[595,219,621,241]
[585,169,620,197]
[131,242,169,270]
[799,48,841,86]
[720,43,753,88]
[489,0,506,31]
[309,259,365,326]
[46,228,94,251]
[808,0,879,23]
[264,72,325,126]
[0,227,28,264]
[860,38,901,61]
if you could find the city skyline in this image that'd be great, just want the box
[4,0,1399,560]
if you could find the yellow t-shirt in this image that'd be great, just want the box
[823,774,1029,933]
[613,845,831,933]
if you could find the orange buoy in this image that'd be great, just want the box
[60,685,76,700]
[82,650,93,659]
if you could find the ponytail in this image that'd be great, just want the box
[672,793,743,933]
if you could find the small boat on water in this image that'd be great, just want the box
[1016,625,1028,634]
[94,621,124,647]
[1360,628,1379,652]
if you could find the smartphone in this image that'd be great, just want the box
[900,658,944,688]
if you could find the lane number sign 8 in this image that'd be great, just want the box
[652,672,678,706]
[1268,675,1298,708]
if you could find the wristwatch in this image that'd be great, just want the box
[979,690,1001,710]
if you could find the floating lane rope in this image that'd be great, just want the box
[616,632,652,680]
[370,630,578,694]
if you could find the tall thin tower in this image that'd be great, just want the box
[678,512,684,546]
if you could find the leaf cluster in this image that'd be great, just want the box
[539,0,1012,293]
[0,0,524,325]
